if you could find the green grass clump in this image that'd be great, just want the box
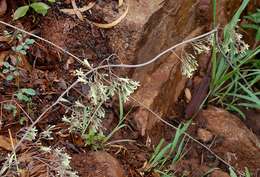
[210,0,260,118]
[144,121,191,176]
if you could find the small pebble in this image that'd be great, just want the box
[185,88,192,103]
[197,128,213,143]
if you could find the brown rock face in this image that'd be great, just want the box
[198,107,260,173]
[72,151,125,177]
[0,0,7,16]
[210,170,230,177]
[109,0,208,137]
[107,0,241,138]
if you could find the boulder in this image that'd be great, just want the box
[72,151,125,177]
[198,106,260,173]
[210,170,230,177]
[197,128,213,143]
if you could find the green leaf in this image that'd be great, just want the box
[3,62,10,68]
[244,12,260,23]
[2,69,9,74]
[13,5,30,20]
[256,28,260,41]
[3,104,17,117]
[6,74,14,81]
[241,23,259,30]
[245,167,251,177]
[48,0,56,3]
[25,38,35,45]
[229,167,238,177]
[21,88,36,96]
[16,92,30,102]
[15,45,24,51]
[30,2,50,16]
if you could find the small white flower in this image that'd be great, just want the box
[83,59,91,68]
[40,146,52,152]
[74,69,84,77]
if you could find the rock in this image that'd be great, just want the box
[244,109,260,137]
[72,151,125,177]
[197,128,213,143]
[185,88,192,103]
[106,0,242,138]
[210,170,230,177]
[198,106,260,173]
[0,0,7,16]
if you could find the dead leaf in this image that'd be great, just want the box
[19,169,30,177]
[0,36,10,42]
[10,53,32,72]
[60,1,96,15]
[0,50,9,66]
[185,76,210,118]
[0,135,17,151]
[118,0,123,7]
[71,0,84,21]
[86,5,129,28]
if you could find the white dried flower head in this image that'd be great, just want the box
[40,125,55,140]
[116,78,140,103]
[40,146,52,152]
[89,82,110,105]
[24,127,38,141]
[75,100,85,108]
[74,68,84,76]
[83,59,91,68]
[181,53,198,78]
[192,36,212,55]
[75,68,88,84]
[54,148,79,177]
[223,31,249,55]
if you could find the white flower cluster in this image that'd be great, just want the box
[62,73,139,139]
[180,35,213,78]
[234,32,250,54]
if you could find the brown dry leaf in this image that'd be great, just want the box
[86,5,129,28]
[0,36,10,42]
[30,164,48,177]
[0,51,9,66]
[10,53,32,72]
[71,0,84,21]
[60,1,96,15]
[0,135,17,151]
[19,169,30,177]
[118,0,123,7]
[20,152,34,161]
